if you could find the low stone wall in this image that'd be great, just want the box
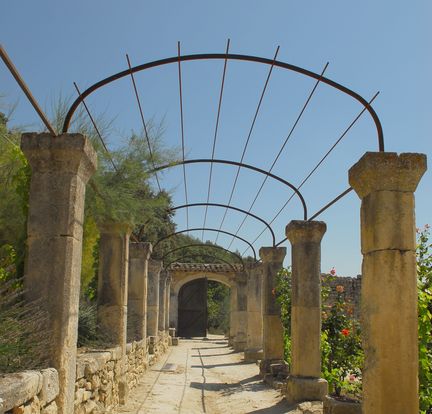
[74,339,152,414]
[74,346,123,414]
[1,333,171,414]
[0,369,59,414]
[125,340,148,391]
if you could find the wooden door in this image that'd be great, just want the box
[178,278,207,337]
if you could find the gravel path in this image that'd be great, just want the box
[116,336,317,414]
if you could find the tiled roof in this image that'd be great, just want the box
[167,262,242,273]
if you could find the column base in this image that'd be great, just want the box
[233,336,247,351]
[284,376,328,404]
[259,358,285,376]
[244,348,263,361]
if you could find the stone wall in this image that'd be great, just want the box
[1,334,170,414]
[0,369,59,414]
[322,275,361,318]
[73,338,155,414]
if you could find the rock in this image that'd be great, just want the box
[39,369,59,406]
[0,371,43,411]
[83,400,97,414]
[41,401,58,414]
[75,389,85,404]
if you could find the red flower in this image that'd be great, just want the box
[341,328,350,337]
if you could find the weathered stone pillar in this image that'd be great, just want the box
[349,152,426,414]
[97,223,131,348]
[147,260,162,337]
[285,220,328,403]
[128,242,152,341]
[169,289,178,330]
[244,264,264,361]
[165,274,171,331]
[233,273,248,351]
[97,222,131,404]
[229,284,238,346]
[158,270,168,332]
[259,246,286,375]
[22,133,97,414]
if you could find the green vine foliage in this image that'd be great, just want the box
[275,267,292,365]
[417,225,432,413]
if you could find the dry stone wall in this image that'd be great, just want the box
[0,369,59,414]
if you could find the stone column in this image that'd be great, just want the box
[21,133,97,414]
[165,274,171,331]
[233,273,248,351]
[244,264,264,361]
[349,152,426,414]
[285,220,328,403]
[169,289,178,330]
[97,222,131,404]
[147,260,162,337]
[229,283,238,346]
[158,270,168,332]
[97,222,131,348]
[128,242,152,341]
[259,246,286,375]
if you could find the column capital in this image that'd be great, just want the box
[286,220,326,244]
[349,152,427,198]
[98,221,133,235]
[129,242,152,260]
[21,132,97,183]
[148,259,163,273]
[259,246,286,263]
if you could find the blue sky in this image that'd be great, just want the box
[1,1,431,276]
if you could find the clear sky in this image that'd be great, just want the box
[1,1,431,276]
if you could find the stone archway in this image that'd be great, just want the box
[167,263,237,335]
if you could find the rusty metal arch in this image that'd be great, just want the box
[170,202,276,246]
[153,227,257,261]
[151,159,308,220]
[158,243,245,270]
[61,53,384,151]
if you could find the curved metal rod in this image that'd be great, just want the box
[153,227,257,261]
[171,202,276,246]
[164,254,238,271]
[151,158,308,220]
[62,53,384,151]
[158,243,245,269]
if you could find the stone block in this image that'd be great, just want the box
[41,401,58,414]
[0,371,43,411]
[360,190,416,254]
[172,337,179,346]
[285,376,328,404]
[244,348,263,362]
[39,369,59,405]
[323,396,361,414]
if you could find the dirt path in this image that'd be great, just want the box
[116,336,313,414]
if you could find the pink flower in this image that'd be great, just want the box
[425,224,430,229]
[330,267,336,276]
